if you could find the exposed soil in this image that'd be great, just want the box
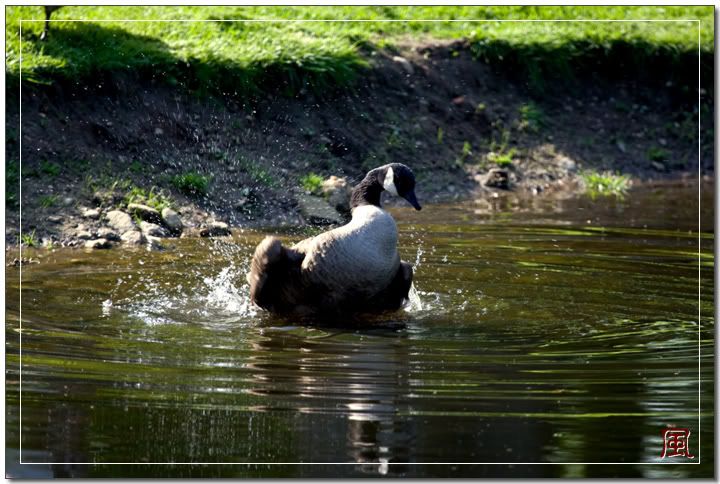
[5,39,713,248]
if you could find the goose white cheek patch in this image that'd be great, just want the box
[383,167,398,195]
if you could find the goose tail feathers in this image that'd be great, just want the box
[248,236,301,312]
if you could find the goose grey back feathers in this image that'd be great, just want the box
[248,163,421,316]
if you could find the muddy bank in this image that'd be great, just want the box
[5,40,713,249]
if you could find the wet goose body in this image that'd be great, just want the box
[248,163,421,316]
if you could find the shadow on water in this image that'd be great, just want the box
[5,182,714,477]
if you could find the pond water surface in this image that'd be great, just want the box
[5,181,714,478]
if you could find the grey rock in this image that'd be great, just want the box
[557,155,577,174]
[160,207,183,235]
[92,189,122,206]
[145,235,165,251]
[140,221,168,238]
[76,230,93,240]
[199,221,231,238]
[484,168,511,190]
[121,230,146,246]
[81,208,101,219]
[48,215,63,224]
[84,238,111,249]
[106,210,135,234]
[180,227,203,238]
[321,176,352,215]
[61,197,74,207]
[651,161,666,172]
[97,228,121,241]
[392,56,414,75]
[296,193,344,225]
[127,203,162,224]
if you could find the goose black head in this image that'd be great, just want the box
[381,163,422,210]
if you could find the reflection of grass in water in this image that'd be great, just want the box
[580,170,630,199]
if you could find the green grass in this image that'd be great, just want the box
[237,157,280,188]
[580,170,631,198]
[39,194,58,207]
[171,172,210,196]
[40,160,61,177]
[7,6,711,96]
[488,148,517,167]
[20,229,38,247]
[124,184,173,210]
[518,102,544,132]
[647,146,669,162]
[300,173,324,195]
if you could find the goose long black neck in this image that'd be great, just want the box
[350,169,384,209]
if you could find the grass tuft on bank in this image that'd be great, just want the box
[6,6,713,97]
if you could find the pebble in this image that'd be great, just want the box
[61,197,74,207]
[321,176,352,215]
[84,238,111,249]
[161,207,183,235]
[140,221,168,238]
[106,210,135,234]
[484,168,511,190]
[97,228,121,241]
[76,230,93,240]
[199,221,231,237]
[127,203,162,224]
[391,56,414,75]
[651,161,666,172]
[82,208,101,219]
[296,193,344,225]
[120,230,146,245]
[145,235,165,251]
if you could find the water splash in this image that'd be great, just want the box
[405,283,423,312]
[114,255,257,327]
[202,263,257,317]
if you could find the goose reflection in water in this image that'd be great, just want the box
[244,325,412,475]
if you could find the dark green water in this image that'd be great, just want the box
[5,182,714,477]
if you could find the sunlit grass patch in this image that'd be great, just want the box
[580,170,631,198]
[5,6,712,96]
[300,173,324,195]
[170,172,210,196]
[124,184,174,210]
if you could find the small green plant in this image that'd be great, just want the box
[580,170,631,198]
[39,194,58,207]
[171,172,210,196]
[489,127,511,154]
[518,102,545,132]
[475,103,486,113]
[436,127,444,144]
[21,230,38,247]
[237,157,280,188]
[647,146,669,162]
[454,141,473,168]
[124,185,173,211]
[300,173,324,195]
[488,148,517,167]
[129,160,144,173]
[40,160,61,177]
[385,130,402,148]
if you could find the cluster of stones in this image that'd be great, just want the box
[81,203,230,250]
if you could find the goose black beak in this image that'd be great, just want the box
[403,190,422,210]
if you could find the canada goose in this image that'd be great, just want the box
[247,163,422,316]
